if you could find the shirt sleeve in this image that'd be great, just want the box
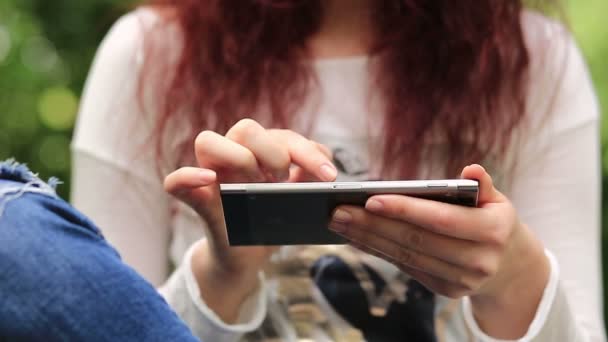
[462,250,574,342]
[159,240,268,342]
[71,10,173,286]
[71,150,172,286]
[71,10,269,339]
[461,13,605,342]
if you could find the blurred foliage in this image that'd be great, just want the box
[0,0,134,198]
[567,0,608,324]
[0,0,607,326]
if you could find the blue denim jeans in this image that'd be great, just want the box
[0,160,199,341]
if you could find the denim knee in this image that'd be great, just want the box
[0,162,115,340]
[0,160,197,341]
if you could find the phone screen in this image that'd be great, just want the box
[222,192,369,245]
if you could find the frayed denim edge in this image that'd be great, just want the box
[0,159,61,218]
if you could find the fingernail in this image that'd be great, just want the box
[333,209,352,223]
[366,199,383,212]
[329,209,351,233]
[320,164,337,181]
[199,170,216,184]
[469,164,485,172]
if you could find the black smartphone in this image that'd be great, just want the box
[220,179,479,246]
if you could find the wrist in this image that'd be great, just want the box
[191,240,261,323]
[470,224,550,339]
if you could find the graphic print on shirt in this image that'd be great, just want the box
[311,255,437,342]
[332,147,368,179]
[313,135,375,182]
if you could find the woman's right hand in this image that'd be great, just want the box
[164,118,337,322]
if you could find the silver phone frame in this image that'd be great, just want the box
[221,179,478,197]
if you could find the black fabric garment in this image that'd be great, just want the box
[311,255,437,342]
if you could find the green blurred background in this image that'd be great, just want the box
[0,0,606,325]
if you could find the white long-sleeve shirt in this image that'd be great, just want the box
[71,8,605,342]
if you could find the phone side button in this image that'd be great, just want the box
[427,183,448,188]
[333,184,363,190]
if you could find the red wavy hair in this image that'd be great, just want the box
[139,0,537,179]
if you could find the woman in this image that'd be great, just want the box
[71,0,604,341]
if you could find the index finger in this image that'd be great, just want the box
[365,195,496,242]
[269,130,337,182]
[226,119,291,181]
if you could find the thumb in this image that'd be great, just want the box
[460,164,504,205]
[164,167,226,234]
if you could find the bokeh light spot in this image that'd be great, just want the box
[38,86,78,131]
[37,135,71,172]
[21,36,59,73]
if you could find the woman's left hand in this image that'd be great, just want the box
[328,164,550,338]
